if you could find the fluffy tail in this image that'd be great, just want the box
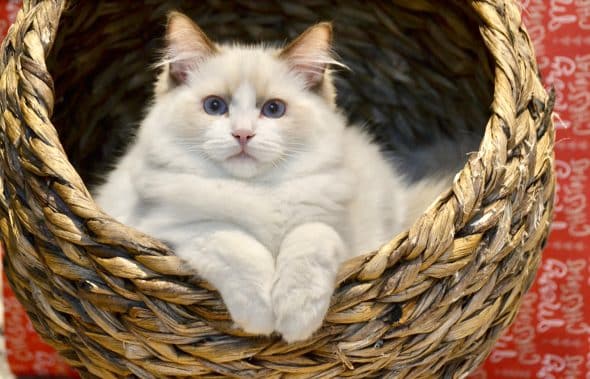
[395,132,481,225]
[401,176,455,227]
[394,131,481,182]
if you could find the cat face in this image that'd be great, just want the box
[157,12,340,179]
[167,47,317,179]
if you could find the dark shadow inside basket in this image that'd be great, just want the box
[47,1,493,188]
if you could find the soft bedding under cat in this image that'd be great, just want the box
[94,12,455,343]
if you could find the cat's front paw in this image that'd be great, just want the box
[223,285,275,336]
[272,277,332,343]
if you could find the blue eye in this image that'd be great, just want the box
[261,99,286,118]
[203,96,228,115]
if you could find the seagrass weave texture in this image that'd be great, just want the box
[0,1,554,378]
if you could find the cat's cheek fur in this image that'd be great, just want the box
[201,123,240,161]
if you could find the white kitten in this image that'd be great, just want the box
[94,12,453,342]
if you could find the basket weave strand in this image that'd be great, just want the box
[0,1,554,378]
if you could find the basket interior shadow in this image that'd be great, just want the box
[47,1,492,187]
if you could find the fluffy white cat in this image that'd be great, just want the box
[94,12,454,343]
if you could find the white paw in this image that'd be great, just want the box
[272,277,332,343]
[223,284,275,335]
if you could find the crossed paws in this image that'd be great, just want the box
[223,268,333,343]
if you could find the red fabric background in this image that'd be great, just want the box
[0,0,589,377]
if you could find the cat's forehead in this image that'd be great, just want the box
[191,45,301,97]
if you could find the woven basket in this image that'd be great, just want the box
[0,1,554,378]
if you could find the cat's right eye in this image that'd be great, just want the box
[203,96,228,115]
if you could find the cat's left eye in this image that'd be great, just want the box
[261,99,286,118]
[203,96,228,115]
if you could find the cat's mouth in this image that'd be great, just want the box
[228,151,256,161]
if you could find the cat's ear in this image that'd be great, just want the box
[164,11,217,85]
[279,22,335,89]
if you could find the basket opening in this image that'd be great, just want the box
[46,1,494,187]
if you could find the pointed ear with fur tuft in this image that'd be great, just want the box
[164,11,217,85]
[279,22,339,89]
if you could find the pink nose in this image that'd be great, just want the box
[232,129,255,146]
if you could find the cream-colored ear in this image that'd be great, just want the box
[165,11,217,84]
[279,22,335,88]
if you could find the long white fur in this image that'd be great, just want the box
[93,14,454,343]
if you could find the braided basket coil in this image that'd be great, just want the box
[0,1,554,378]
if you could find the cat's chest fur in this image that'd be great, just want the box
[133,167,355,255]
